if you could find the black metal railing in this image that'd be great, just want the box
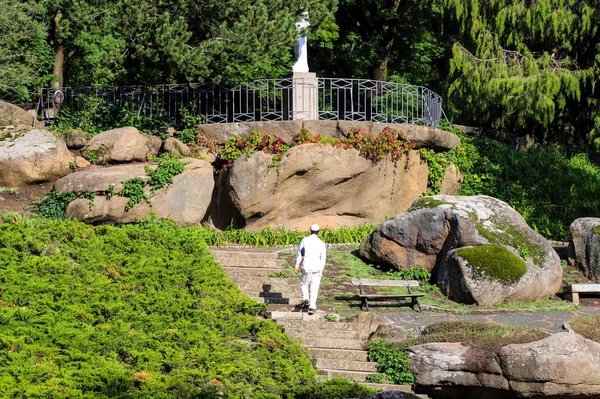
[37,78,444,127]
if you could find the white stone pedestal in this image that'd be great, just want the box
[292,72,318,120]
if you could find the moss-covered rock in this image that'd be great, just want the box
[360,195,562,306]
[456,245,526,284]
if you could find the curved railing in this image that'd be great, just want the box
[38,78,444,127]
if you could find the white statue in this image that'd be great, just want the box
[292,11,310,73]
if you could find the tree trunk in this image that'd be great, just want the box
[371,0,412,81]
[51,11,64,88]
[52,45,64,89]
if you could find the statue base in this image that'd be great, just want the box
[292,72,318,121]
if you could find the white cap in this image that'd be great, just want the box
[310,224,320,232]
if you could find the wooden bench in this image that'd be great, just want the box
[563,284,600,304]
[351,278,425,312]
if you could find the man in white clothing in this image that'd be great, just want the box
[294,223,327,315]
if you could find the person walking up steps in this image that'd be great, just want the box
[295,224,327,316]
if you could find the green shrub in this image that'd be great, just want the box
[367,340,414,385]
[294,378,377,399]
[439,124,600,241]
[0,219,316,397]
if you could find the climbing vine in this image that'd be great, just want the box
[419,148,450,194]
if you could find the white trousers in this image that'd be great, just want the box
[300,270,322,310]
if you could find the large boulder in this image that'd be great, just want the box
[81,127,162,164]
[360,196,562,306]
[55,164,151,194]
[0,100,40,128]
[225,143,430,231]
[0,127,72,187]
[198,120,460,151]
[198,121,303,144]
[569,218,600,281]
[61,159,214,225]
[409,333,600,398]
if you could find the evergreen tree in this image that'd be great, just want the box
[0,0,53,101]
[443,0,600,146]
[2,0,337,100]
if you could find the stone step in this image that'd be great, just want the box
[285,328,360,340]
[268,310,327,322]
[228,277,299,287]
[225,267,296,277]
[313,358,377,373]
[362,383,415,393]
[245,290,300,299]
[319,369,382,383]
[211,250,279,259]
[249,296,298,305]
[277,320,360,332]
[309,348,368,362]
[302,338,365,350]
[216,258,284,268]
[233,285,299,295]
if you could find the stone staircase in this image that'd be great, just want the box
[212,249,420,394]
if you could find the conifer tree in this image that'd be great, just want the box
[443,0,600,145]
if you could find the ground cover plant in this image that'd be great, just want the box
[570,315,600,343]
[0,218,321,398]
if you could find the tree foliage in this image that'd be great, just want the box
[0,0,53,101]
[313,0,448,87]
[443,0,600,145]
[1,0,337,98]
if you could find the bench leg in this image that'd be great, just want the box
[365,298,370,312]
[565,292,579,304]
[412,297,422,312]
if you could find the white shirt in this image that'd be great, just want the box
[295,234,326,272]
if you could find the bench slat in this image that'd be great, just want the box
[564,284,600,294]
[351,278,419,287]
[358,294,425,299]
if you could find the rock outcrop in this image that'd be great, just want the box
[58,159,214,225]
[82,127,162,164]
[0,101,40,128]
[198,120,460,151]
[569,218,600,281]
[409,333,600,398]
[0,127,72,187]
[359,196,562,305]
[162,137,191,157]
[225,144,430,231]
